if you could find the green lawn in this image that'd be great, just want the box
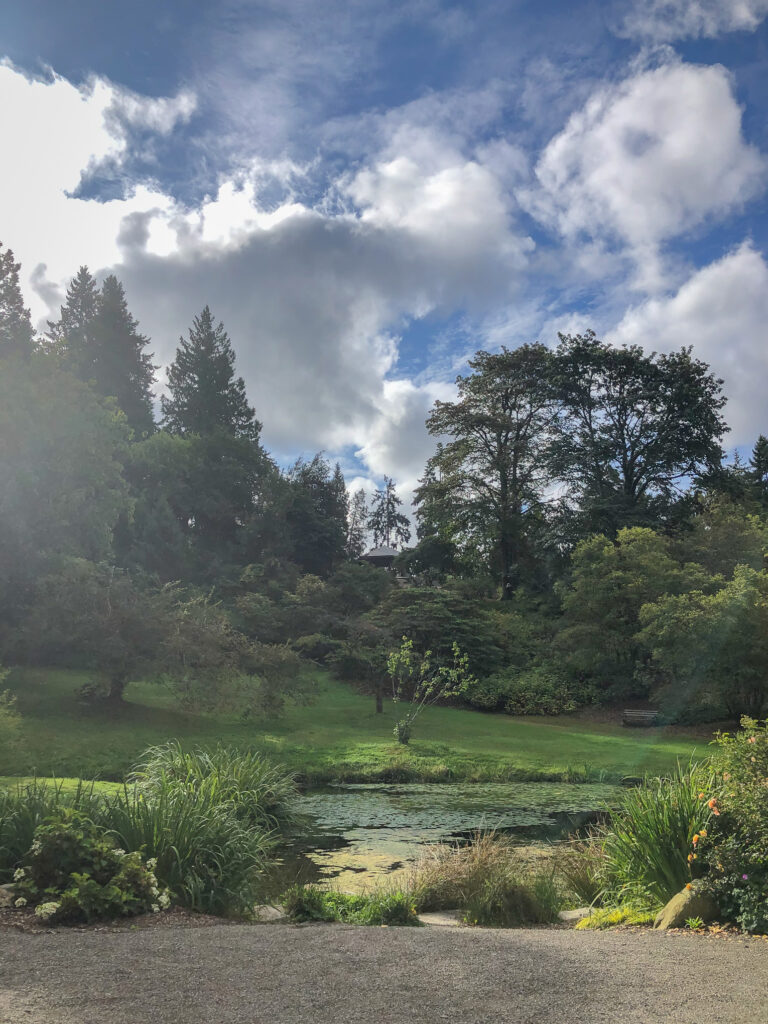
[2,667,709,784]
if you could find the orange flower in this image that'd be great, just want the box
[687,854,693,862]
[685,883,692,890]
[712,808,721,816]
[707,799,718,810]
[692,834,699,845]
[698,792,706,800]
[699,829,707,838]
[748,737,757,744]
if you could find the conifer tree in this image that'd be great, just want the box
[0,241,34,358]
[161,306,260,442]
[46,265,99,373]
[346,488,369,558]
[368,477,411,549]
[750,435,768,509]
[89,276,156,437]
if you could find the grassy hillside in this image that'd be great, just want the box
[2,667,708,783]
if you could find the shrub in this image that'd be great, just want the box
[696,718,768,934]
[0,779,102,883]
[281,885,419,926]
[600,763,715,908]
[12,809,170,924]
[408,832,560,926]
[467,666,590,716]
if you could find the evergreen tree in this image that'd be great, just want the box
[750,435,768,509]
[346,488,369,558]
[89,275,156,436]
[46,266,99,373]
[0,241,34,357]
[286,455,348,576]
[161,306,260,441]
[368,477,411,549]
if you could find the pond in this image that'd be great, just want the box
[267,781,621,894]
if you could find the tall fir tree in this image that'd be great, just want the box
[89,276,156,437]
[0,241,34,358]
[161,306,260,441]
[367,477,411,549]
[46,266,100,373]
[750,435,768,509]
[346,488,369,558]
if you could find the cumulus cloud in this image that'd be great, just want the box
[617,0,768,42]
[0,61,192,302]
[609,243,768,442]
[0,59,533,492]
[523,60,766,290]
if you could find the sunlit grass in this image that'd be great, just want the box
[2,666,706,783]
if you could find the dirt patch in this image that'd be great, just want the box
[0,904,239,935]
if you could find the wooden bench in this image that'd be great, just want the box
[622,709,660,727]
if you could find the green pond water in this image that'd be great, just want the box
[269,781,621,893]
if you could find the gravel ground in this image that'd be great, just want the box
[1,923,767,1024]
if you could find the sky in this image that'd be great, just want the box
[1,0,767,502]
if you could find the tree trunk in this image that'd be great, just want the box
[106,675,127,704]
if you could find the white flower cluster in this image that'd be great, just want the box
[12,868,25,882]
[146,858,157,871]
[30,840,42,855]
[158,891,171,910]
[113,848,126,858]
[35,901,61,921]
[14,897,27,908]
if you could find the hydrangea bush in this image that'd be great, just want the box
[12,809,171,924]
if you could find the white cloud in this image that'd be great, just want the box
[0,57,535,492]
[617,0,768,42]
[0,62,192,304]
[609,242,768,442]
[523,60,766,291]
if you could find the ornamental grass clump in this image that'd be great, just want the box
[281,885,419,926]
[12,809,170,924]
[599,762,715,908]
[408,831,560,926]
[129,742,298,831]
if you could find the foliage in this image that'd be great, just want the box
[574,905,656,930]
[695,718,768,934]
[599,763,715,907]
[639,566,768,718]
[286,455,349,576]
[0,241,34,357]
[388,637,475,744]
[408,832,559,926]
[550,331,727,539]
[673,496,768,578]
[0,357,130,642]
[367,476,411,549]
[162,306,260,442]
[281,885,419,925]
[129,742,298,831]
[346,488,369,558]
[12,808,170,924]
[468,665,586,716]
[557,528,710,699]
[685,915,705,929]
[0,779,103,882]
[374,587,505,678]
[0,670,21,756]
[556,833,607,907]
[419,344,556,595]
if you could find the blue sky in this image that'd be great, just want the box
[1,0,768,498]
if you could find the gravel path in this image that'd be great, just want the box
[1,923,767,1024]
